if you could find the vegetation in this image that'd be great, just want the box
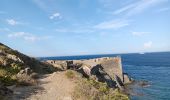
[72,75,129,100]
[0,43,55,86]
[0,57,21,86]
[0,64,21,86]
[65,70,76,79]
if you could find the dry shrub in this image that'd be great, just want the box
[72,79,99,100]
[72,78,129,100]
[65,70,76,79]
[0,69,7,77]
[16,74,37,86]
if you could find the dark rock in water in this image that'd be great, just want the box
[123,80,150,97]
[137,80,150,87]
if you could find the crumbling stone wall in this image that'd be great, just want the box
[45,56,131,87]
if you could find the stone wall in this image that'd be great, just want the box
[44,56,131,86]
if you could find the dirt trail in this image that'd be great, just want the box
[11,72,76,100]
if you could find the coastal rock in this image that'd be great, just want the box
[138,81,150,87]
[90,64,116,88]
[46,60,68,70]
[45,56,132,89]
[101,57,123,82]
[114,75,124,90]
[123,73,132,84]
[82,64,91,76]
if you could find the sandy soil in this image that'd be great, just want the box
[11,72,76,100]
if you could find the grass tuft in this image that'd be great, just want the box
[65,70,76,79]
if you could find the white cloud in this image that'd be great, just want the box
[49,13,62,19]
[24,36,37,42]
[8,32,26,37]
[94,19,129,30]
[8,32,51,42]
[55,28,94,33]
[6,19,18,25]
[144,41,153,48]
[113,0,168,16]
[132,32,150,36]
[156,7,170,12]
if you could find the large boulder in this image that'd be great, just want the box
[123,73,131,84]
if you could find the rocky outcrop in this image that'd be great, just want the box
[45,56,132,90]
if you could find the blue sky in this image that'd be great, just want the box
[0,0,170,57]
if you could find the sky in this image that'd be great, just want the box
[0,0,170,57]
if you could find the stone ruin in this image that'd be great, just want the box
[44,56,132,90]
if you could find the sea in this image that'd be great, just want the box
[39,52,170,100]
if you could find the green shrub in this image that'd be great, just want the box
[10,63,21,74]
[109,89,129,100]
[0,65,20,86]
[0,76,17,86]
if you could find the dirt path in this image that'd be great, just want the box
[11,72,76,100]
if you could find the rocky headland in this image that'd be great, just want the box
[45,56,132,89]
[0,42,132,100]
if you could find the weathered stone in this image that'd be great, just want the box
[101,57,123,82]
[114,75,124,90]
[6,54,23,63]
[44,56,132,88]
[123,73,131,84]
[46,60,68,70]
[82,64,91,76]
[91,65,116,88]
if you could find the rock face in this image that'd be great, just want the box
[100,57,123,82]
[45,56,132,89]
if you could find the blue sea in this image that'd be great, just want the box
[39,52,170,100]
